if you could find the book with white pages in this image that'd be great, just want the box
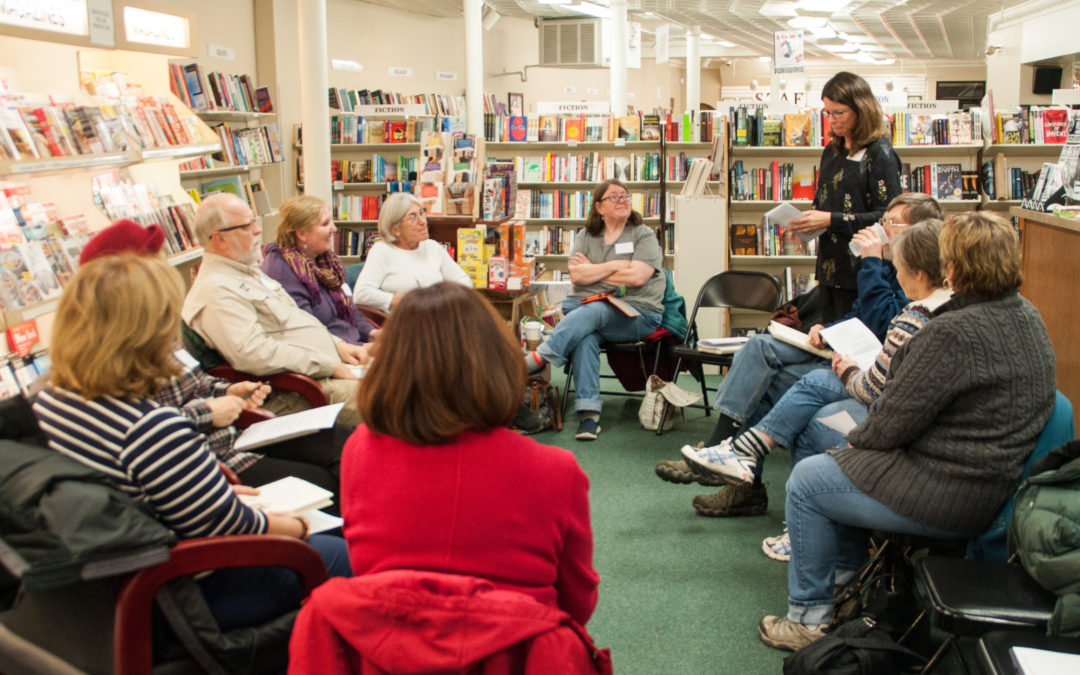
[1010,645,1080,674]
[818,319,883,372]
[765,202,823,243]
[238,476,343,535]
[767,321,833,360]
[233,402,345,452]
[696,336,750,354]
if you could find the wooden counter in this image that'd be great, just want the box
[1011,207,1080,429]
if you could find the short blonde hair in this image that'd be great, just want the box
[377,192,423,243]
[276,195,328,249]
[50,254,184,399]
[940,212,1022,295]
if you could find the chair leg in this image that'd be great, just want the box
[921,634,957,675]
[698,364,711,416]
[655,399,670,436]
[561,361,573,420]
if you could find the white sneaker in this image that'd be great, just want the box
[680,438,757,486]
[762,528,791,562]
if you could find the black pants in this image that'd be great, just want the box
[817,285,858,325]
[238,423,354,515]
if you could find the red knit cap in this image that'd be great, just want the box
[79,219,167,264]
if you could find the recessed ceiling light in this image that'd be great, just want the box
[855,52,875,63]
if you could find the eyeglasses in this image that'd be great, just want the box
[601,194,632,203]
[402,209,427,223]
[216,219,257,233]
[880,217,908,228]
[821,108,852,119]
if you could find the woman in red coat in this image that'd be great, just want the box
[341,281,599,627]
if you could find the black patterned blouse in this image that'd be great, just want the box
[812,135,902,290]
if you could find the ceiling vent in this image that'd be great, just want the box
[538,18,603,68]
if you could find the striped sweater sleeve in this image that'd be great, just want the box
[121,408,268,538]
[841,302,934,404]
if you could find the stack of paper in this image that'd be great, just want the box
[239,476,342,535]
[697,337,750,354]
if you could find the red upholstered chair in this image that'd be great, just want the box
[355,304,388,329]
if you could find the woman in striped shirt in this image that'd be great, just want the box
[33,253,350,632]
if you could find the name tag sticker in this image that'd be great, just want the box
[615,242,634,255]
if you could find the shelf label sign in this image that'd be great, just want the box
[354,104,428,116]
[536,101,611,114]
[773,31,804,74]
[208,43,235,61]
[388,66,413,78]
[122,6,189,48]
[0,0,89,36]
[88,0,114,46]
[898,100,957,113]
[6,321,39,358]
[435,71,458,81]
[331,59,363,72]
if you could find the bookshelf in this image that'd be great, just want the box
[981,143,1065,208]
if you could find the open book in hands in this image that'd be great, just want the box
[238,476,342,535]
[233,402,344,452]
[767,321,833,360]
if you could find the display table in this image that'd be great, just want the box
[1011,207,1080,429]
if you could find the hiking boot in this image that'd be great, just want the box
[655,458,725,486]
[681,438,757,486]
[758,615,827,651]
[691,483,768,517]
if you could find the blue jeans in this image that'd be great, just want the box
[755,369,855,461]
[539,296,662,413]
[198,533,352,632]
[793,399,870,464]
[785,454,973,625]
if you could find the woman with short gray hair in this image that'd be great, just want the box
[352,192,471,312]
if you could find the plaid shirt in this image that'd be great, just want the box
[154,366,262,473]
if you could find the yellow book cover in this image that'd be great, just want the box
[457,227,485,264]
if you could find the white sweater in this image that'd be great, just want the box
[352,240,472,312]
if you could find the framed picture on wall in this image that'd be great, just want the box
[508,92,524,117]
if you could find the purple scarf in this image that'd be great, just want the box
[266,243,354,322]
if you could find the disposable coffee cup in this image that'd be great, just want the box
[524,321,543,341]
[849,222,888,257]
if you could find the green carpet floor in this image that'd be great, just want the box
[532,369,967,674]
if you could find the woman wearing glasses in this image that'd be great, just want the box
[262,195,377,344]
[525,179,665,440]
[786,71,903,323]
[352,192,472,313]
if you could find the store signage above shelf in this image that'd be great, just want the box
[122,6,189,49]
[0,0,89,37]
[536,101,611,115]
[352,104,429,117]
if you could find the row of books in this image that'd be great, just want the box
[190,176,273,218]
[729,107,819,147]
[512,188,670,221]
[776,268,817,304]
[209,122,284,166]
[328,88,466,117]
[0,99,131,162]
[902,163,979,201]
[991,106,1072,145]
[481,111,720,144]
[335,227,380,258]
[331,115,438,144]
[730,223,818,258]
[92,170,199,257]
[331,155,418,184]
[0,355,51,401]
[504,152,664,184]
[169,62,273,113]
[523,221,675,257]
[730,161,817,201]
[889,111,983,146]
[980,153,1042,201]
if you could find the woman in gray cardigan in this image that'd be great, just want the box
[758,211,1057,652]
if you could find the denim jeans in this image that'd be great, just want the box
[784,454,973,625]
[792,398,870,464]
[198,533,352,632]
[538,296,662,413]
[755,369,855,457]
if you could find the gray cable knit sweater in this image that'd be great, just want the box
[833,290,1056,533]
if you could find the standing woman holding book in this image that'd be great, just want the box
[524,179,665,440]
[261,195,377,344]
[33,254,351,634]
[786,71,903,323]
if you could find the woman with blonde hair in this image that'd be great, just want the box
[261,194,376,343]
[786,71,903,322]
[351,192,471,313]
[341,281,599,627]
[756,212,1056,651]
[34,254,350,632]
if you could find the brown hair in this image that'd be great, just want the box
[821,71,886,153]
[584,179,643,236]
[886,192,942,224]
[939,212,1023,295]
[891,218,944,285]
[51,254,185,399]
[276,195,328,249]
[356,282,525,444]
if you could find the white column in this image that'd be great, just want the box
[685,26,701,113]
[464,0,484,136]
[609,0,628,114]
[297,0,331,202]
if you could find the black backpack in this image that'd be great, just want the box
[782,616,926,675]
[513,376,562,434]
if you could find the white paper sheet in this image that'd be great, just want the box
[234,402,345,451]
[817,410,859,435]
[819,319,882,372]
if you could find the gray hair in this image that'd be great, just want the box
[377,192,424,243]
[891,218,944,285]
[193,193,242,245]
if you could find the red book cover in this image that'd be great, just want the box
[387,121,406,143]
[29,109,64,157]
[1043,108,1068,143]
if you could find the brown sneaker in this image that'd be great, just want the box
[691,483,768,517]
[758,615,826,651]
[655,459,725,486]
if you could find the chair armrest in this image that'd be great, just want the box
[114,535,328,675]
[235,408,274,428]
[207,366,330,408]
[356,304,388,329]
